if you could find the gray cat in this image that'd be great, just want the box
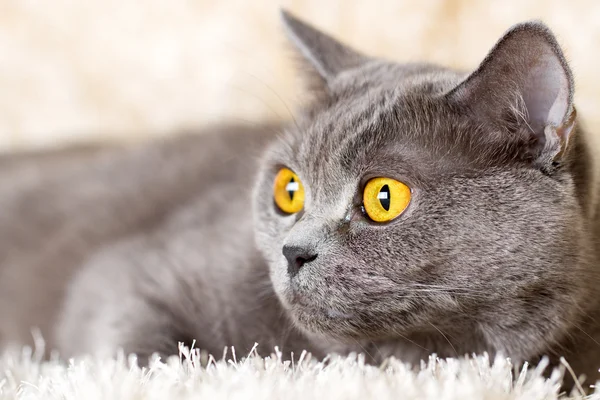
[2,11,600,385]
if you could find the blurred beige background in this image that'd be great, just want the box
[0,0,599,151]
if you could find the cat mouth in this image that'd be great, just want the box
[295,305,354,327]
[291,295,354,320]
[285,283,355,321]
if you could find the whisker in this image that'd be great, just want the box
[246,73,301,132]
[227,83,288,122]
[392,328,430,353]
[351,338,376,363]
[429,322,458,358]
[573,324,600,348]
[368,341,386,363]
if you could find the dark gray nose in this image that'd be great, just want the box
[282,245,318,277]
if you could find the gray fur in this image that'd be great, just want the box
[1,11,600,386]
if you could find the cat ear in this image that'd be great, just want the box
[446,22,576,164]
[280,10,369,92]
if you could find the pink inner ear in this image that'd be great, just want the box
[522,53,570,130]
[447,23,574,141]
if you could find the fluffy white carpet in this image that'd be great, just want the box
[0,341,596,400]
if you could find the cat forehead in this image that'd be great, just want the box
[272,63,505,182]
[301,64,462,144]
[334,61,466,94]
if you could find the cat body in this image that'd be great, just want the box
[0,125,314,359]
[2,12,600,384]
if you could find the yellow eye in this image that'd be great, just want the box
[363,177,411,222]
[273,168,305,214]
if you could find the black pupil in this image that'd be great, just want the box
[287,177,296,201]
[379,184,391,211]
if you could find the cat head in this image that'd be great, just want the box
[253,11,588,362]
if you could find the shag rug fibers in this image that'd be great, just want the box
[0,341,598,400]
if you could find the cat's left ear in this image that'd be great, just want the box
[280,10,370,94]
[446,22,576,165]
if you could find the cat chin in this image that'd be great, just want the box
[284,302,410,346]
[273,276,402,340]
[295,302,354,322]
[283,285,355,321]
[285,300,354,331]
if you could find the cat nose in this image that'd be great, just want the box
[282,245,318,277]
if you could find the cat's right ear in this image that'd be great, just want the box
[445,22,576,166]
[280,10,369,95]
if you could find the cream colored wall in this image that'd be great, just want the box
[1,0,599,151]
